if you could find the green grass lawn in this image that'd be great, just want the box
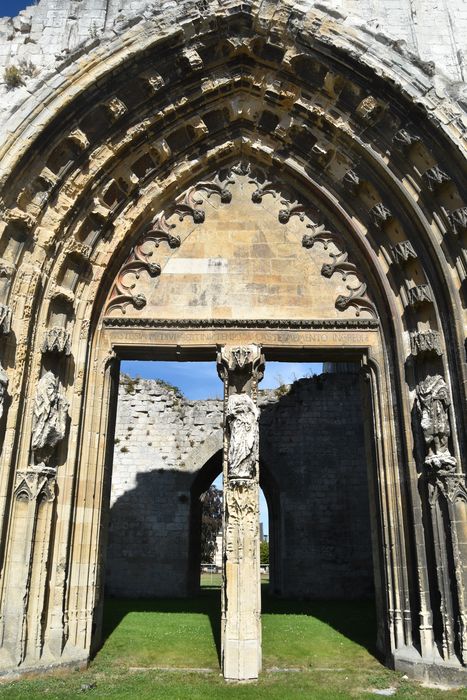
[1,588,466,699]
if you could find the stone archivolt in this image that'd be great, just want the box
[0,0,463,687]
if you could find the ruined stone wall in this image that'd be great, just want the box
[106,372,373,599]
[1,0,466,82]
[106,376,223,597]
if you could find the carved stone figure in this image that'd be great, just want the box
[226,393,260,479]
[416,375,456,469]
[0,362,8,420]
[31,371,69,464]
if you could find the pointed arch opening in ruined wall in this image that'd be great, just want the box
[0,2,465,685]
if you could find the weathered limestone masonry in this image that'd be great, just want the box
[0,0,465,686]
[217,344,264,680]
[106,371,373,601]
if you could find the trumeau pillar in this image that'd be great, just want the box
[217,345,265,681]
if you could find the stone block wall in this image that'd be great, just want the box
[106,371,374,600]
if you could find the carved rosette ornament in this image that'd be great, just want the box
[416,375,465,503]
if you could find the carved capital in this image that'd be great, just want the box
[446,207,467,236]
[391,240,417,265]
[407,284,433,307]
[410,330,442,357]
[393,129,421,151]
[105,97,127,121]
[342,170,360,195]
[369,203,392,228]
[423,166,450,191]
[217,345,265,384]
[41,327,72,356]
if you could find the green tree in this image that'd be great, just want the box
[260,540,269,566]
[200,485,222,564]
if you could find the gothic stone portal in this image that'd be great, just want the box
[0,2,465,683]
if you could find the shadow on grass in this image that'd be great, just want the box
[261,587,378,658]
[100,587,222,665]
[99,585,377,668]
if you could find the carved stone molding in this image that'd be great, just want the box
[41,327,72,356]
[0,304,12,335]
[103,317,380,329]
[423,166,450,191]
[410,330,442,357]
[406,284,434,307]
[391,240,417,265]
[14,465,56,503]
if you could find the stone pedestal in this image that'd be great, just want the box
[217,345,265,681]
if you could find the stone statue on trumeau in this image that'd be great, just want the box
[32,371,69,465]
[226,393,260,479]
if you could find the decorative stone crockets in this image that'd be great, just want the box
[217,345,264,682]
[416,375,465,502]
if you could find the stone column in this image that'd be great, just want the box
[217,345,265,681]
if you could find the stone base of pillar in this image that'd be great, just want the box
[223,638,261,681]
[393,647,467,687]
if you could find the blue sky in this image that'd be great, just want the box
[1,1,32,18]
[121,360,323,400]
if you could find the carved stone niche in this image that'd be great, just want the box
[0,304,12,335]
[391,240,417,265]
[406,284,433,307]
[410,330,442,357]
[41,327,72,356]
